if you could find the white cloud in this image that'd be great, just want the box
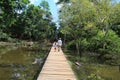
[29,0,41,5]
[29,0,34,4]
[53,0,63,9]
[57,3,63,9]
[53,0,59,3]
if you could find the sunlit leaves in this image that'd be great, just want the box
[59,0,120,58]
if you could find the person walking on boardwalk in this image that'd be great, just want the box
[53,42,57,52]
[57,38,62,52]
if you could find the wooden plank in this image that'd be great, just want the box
[37,47,76,80]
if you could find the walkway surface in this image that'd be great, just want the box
[37,46,76,80]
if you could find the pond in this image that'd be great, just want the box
[65,50,120,80]
[72,63,120,80]
[0,46,48,80]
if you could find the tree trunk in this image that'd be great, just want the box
[63,34,66,47]
[76,43,80,56]
[79,39,82,57]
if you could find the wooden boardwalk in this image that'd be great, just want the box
[37,46,76,80]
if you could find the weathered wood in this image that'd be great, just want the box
[37,47,76,80]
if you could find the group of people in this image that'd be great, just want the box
[53,38,62,52]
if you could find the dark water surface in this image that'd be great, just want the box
[72,63,120,80]
[0,47,47,80]
[65,50,120,80]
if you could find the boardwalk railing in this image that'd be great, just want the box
[37,46,76,80]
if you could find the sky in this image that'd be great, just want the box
[116,0,120,2]
[29,0,59,27]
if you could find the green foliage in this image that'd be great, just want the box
[59,0,99,56]
[0,0,56,41]
[0,31,10,41]
[105,30,120,53]
[59,0,120,63]
[112,25,120,36]
[87,73,104,80]
[57,0,70,4]
[89,30,120,54]
[87,30,120,64]
[40,0,50,11]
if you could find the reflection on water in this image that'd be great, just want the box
[11,70,21,79]
[72,63,120,80]
[65,51,120,80]
[0,47,47,80]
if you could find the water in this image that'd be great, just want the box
[64,50,120,80]
[0,47,48,80]
[72,62,120,80]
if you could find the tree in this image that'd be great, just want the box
[59,0,120,61]
[57,0,70,4]
[59,0,97,57]
[40,0,50,11]
[0,0,29,40]
[0,0,56,42]
[89,0,120,59]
